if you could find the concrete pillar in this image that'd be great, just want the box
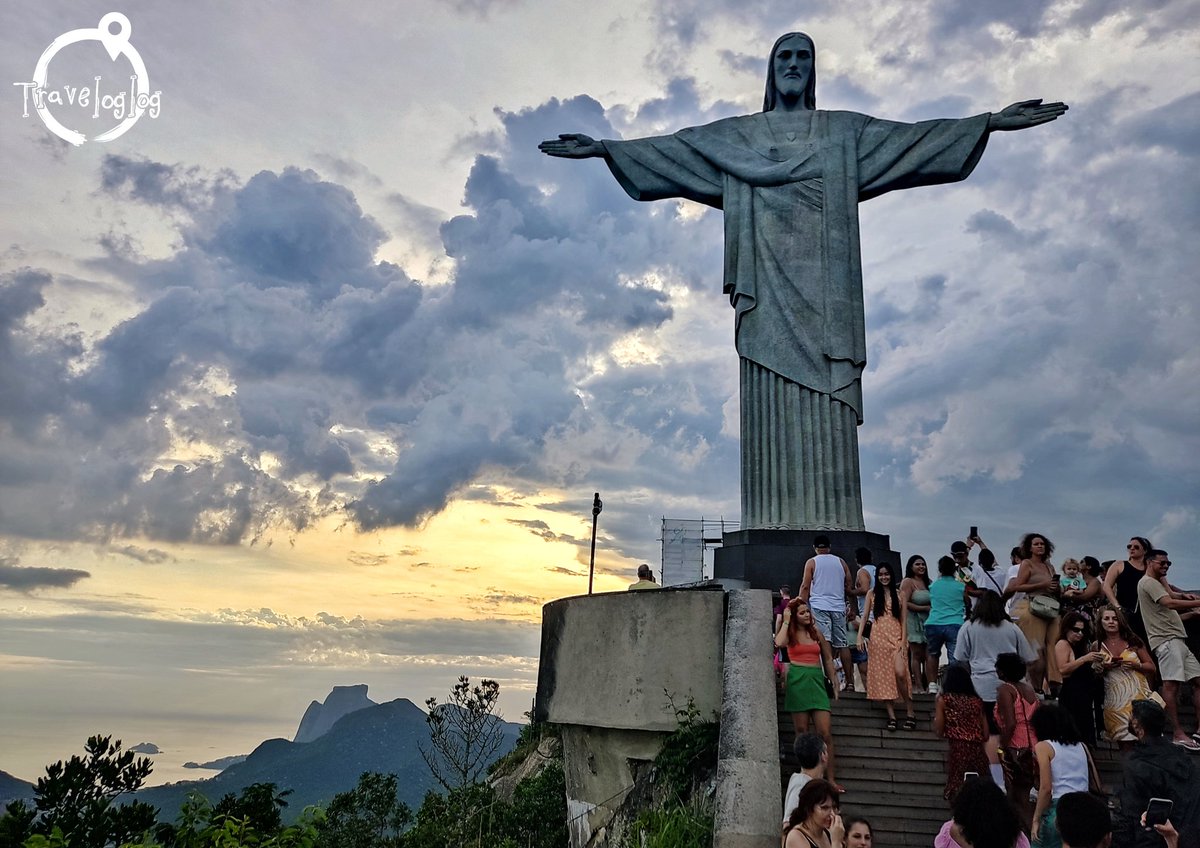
[713,589,781,848]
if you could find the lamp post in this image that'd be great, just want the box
[587,492,602,594]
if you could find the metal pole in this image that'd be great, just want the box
[588,492,602,594]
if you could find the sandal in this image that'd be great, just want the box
[902,716,917,731]
[886,718,898,732]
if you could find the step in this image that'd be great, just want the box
[779,678,1200,845]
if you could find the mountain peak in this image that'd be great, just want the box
[293,684,377,743]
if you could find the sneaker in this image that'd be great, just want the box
[1172,737,1200,752]
[928,683,939,694]
[1192,730,1200,745]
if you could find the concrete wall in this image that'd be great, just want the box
[536,586,726,846]
[713,590,781,848]
[536,586,725,731]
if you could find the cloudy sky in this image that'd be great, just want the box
[1,0,1197,785]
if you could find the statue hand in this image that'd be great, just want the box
[538,133,604,158]
[989,99,1068,131]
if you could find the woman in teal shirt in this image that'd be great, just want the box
[925,556,967,692]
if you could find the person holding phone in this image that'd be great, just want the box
[1141,812,1181,848]
[1115,699,1200,847]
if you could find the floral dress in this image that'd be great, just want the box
[866,598,910,702]
[1100,646,1156,742]
[941,693,989,801]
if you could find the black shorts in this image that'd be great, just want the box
[981,701,1000,736]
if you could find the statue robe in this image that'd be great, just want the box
[602,109,991,529]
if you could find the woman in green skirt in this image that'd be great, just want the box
[776,598,843,792]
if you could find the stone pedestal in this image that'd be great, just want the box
[712,528,900,590]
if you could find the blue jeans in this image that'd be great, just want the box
[925,623,961,661]
[811,607,848,649]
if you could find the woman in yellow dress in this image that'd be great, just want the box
[1094,605,1158,750]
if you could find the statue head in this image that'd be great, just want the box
[763,32,817,112]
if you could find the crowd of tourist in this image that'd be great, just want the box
[773,532,1200,848]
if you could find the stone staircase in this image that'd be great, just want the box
[778,689,947,846]
[777,687,1196,847]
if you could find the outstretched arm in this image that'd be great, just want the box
[988,99,1068,131]
[538,133,606,159]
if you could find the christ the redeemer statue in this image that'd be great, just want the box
[540,32,1066,531]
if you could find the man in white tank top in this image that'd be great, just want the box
[800,535,854,690]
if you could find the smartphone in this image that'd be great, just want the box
[1145,797,1173,828]
[969,526,978,540]
[963,771,979,781]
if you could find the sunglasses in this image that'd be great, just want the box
[1071,626,1087,633]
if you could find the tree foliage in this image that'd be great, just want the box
[212,784,291,837]
[394,764,566,848]
[653,695,719,802]
[0,735,158,848]
[313,773,410,848]
[148,785,298,848]
[418,676,505,791]
[142,791,320,848]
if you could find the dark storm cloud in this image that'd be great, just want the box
[347,552,390,567]
[206,168,401,300]
[0,561,91,591]
[111,546,171,564]
[0,270,79,434]
[100,155,235,214]
[1123,92,1200,158]
[926,0,1180,37]
[506,518,559,542]
[546,565,584,576]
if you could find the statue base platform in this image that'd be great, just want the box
[712,528,900,590]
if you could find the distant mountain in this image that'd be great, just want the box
[293,684,376,743]
[130,742,161,754]
[182,755,247,771]
[0,769,35,809]
[134,697,521,821]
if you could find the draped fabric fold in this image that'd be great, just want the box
[741,359,864,530]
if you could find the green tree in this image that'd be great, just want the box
[497,763,567,848]
[313,773,409,848]
[150,785,292,848]
[419,677,504,791]
[140,792,321,848]
[16,735,157,847]
[212,784,290,837]
[398,784,493,848]
[0,800,36,848]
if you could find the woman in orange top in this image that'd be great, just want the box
[777,598,843,791]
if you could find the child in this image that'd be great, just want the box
[1058,559,1086,594]
[933,662,990,802]
[1058,559,1089,617]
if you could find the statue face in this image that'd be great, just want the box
[772,34,813,102]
